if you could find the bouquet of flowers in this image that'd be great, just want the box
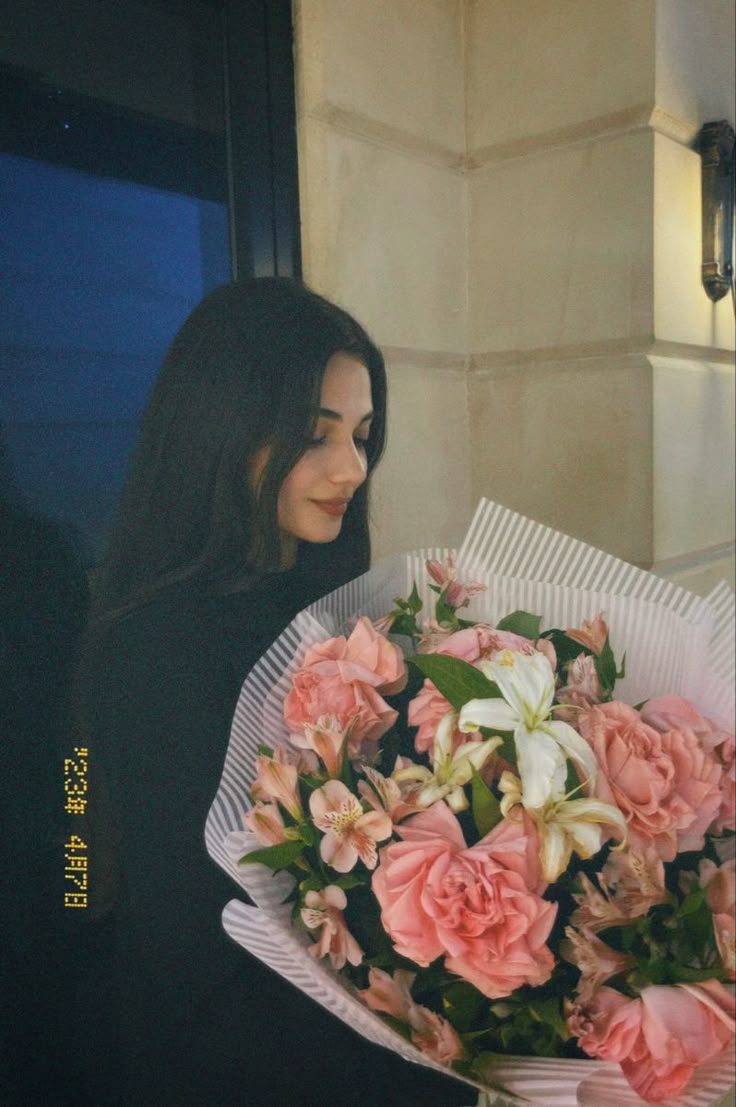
[206,501,735,1107]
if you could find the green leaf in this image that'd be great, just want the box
[239,840,305,870]
[334,873,366,891]
[389,612,420,638]
[409,654,501,711]
[339,744,355,790]
[375,1013,412,1041]
[407,580,423,614]
[495,610,542,639]
[442,980,488,1033]
[434,593,460,628]
[295,819,319,847]
[678,888,706,917]
[298,874,325,895]
[528,996,569,1042]
[471,765,502,837]
[543,628,591,665]
[667,965,725,984]
[595,635,618,695]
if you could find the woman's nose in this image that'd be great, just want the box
[329,440,367,486]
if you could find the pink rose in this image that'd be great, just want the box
[580,702,722,860]
[371,802,556,999]
[624,983,735,1102]
[408,625,494,753]
[284,616,407,751]
[641,697,735,834]
[567,985,642,1062]
[569,982,736,1102]
[711,732,736,834]
[408,625,555,755]
[641,694,709,735]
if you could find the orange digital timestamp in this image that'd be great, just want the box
[64,834,88,908]
[64,745,88,815]
[64,745,89,909]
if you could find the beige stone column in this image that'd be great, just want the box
[466,0,734,582]
[293,0,735,590]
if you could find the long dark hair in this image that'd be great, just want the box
[91,278,386,621]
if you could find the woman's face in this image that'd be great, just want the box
[271,352,373,563]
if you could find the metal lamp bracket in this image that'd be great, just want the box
[696,120,735,303]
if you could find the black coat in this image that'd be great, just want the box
[67,571,471,1107]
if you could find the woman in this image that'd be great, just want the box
[72,279,469,1106]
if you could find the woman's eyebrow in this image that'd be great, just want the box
[318,407,374,424]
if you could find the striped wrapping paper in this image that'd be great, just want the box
[204,499,735,1107]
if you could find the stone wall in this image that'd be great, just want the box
[293,0,735,593]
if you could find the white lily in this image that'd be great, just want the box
[394,710,501,813]
[498,770,627,882]
[458,649,598,809]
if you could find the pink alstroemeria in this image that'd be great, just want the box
[290,713,350,779]
[358,966,416,1020]
[600,847,670,918]
[309,779,392,872]
[242,802,287,846]
[700,859,736,980]
[561,925,634,992]
[371,612,396,636]
[426,552,486,610]
[250,747,303,819]
[567,613,609,656]
[407,1004,465,1066]
[571,847,669,933]
[555,653,605,722]
[358,967,464,1065]
[358,761,423,823]
[300,885,363,970]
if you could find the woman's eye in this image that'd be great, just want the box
[306,436,327,448]
[353,437,369,450]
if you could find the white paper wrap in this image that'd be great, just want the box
[205,499,735,1107]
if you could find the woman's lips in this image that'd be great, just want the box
[312,499,350,516]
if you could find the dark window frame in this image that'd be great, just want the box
[0,0,302,280]
[224,0,302,279]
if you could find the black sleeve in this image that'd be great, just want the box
[72,603,471,1107]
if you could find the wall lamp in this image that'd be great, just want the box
[696,120,734,303]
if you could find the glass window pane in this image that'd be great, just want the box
[0,0,231,561]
